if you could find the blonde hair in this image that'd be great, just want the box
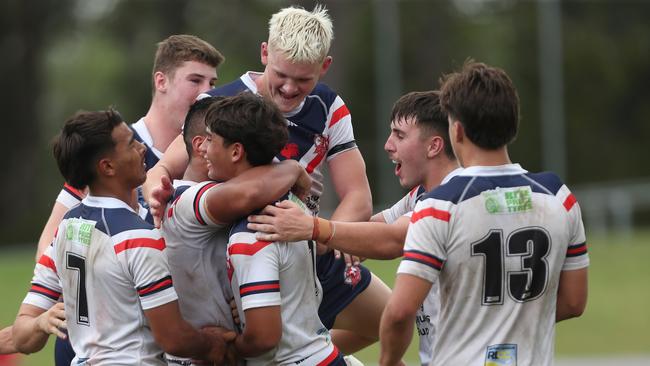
[268,5,333,64]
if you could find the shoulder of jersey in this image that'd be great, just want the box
[207,79,248,97]
[310,82,338,106]
[64,203,154,237]
[422,171,565,204]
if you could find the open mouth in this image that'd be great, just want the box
[392,159,402,176]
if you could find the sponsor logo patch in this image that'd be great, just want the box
[483,186,533,214]
[65,218,95,247]
[485,343,517,365]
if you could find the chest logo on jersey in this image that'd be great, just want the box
[485,343,517,365]
[280,142,300,159]
[313,134,329,158]
[65,218,96,247]
[482,186,533,214]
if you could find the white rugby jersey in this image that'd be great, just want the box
[381,167,461,366]
[160,180,235,365]
[160,181,234,327]
[227,194,337,366]
[207,72,358,214]
[399,164,590,366]
[24,195,177,365]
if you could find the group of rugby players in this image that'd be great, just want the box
[0,5,588,366]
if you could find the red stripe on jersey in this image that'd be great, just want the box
[194,183,218,225]
[228,240,273,256]
[138,277,173,296]
[408,186,419,198]
[329,105,350,128]
[63,183,85,201]
[305,152,325,174]
[114,237,166,254]
[563,193,577,211]
[566,242,588,257]
[38,254,57,274]
[317,346,340,366]
[239,282,280,296]
[31,284,61,299]
[167,194,183,218]
[411,207,450,223]
[403,250,444,270]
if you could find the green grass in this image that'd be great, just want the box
[1,230,649,365]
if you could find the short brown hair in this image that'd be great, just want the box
[390,91,454,159]
[439,60,519,150]
[53,109,124,189]
[152,34,224,87]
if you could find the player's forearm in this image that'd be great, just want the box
[142,136,189,201]
[0,325,17,354]
[330,189,373,222]
[234,331,276,358]
[12,316,49,354]
[156,321,212,358]
[320,220,404,259]
[378,306,412,366]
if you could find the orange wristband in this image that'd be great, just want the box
[312,216,320,241]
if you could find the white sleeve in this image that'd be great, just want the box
[382,186,421,224]
[397,198,451,284]
[113,229,178,310]
[56,183,85,209]
[325,96,357,161]
[557,186,589,271]
[228,231,281,311]
[23,244,62,310]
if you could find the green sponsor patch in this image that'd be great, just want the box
[482,186,533,214]
[65,218,95,246]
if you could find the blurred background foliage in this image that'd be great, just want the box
[1,0,649,245]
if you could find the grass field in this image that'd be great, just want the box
[1,230,649,365]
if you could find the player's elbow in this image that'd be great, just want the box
[375,243,403,260]
[243,330,280,356]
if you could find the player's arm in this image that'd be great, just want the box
[248,201,406,259]
[556,267,588,322]
[12,302,66,354]
[0,325,17,354]
[35,202,68,261]
[143,135,188,203]
[328,149,373,222]
[379,273,431,366]
[204,160,310,225]
[234,306,281,357]
[145,300,235,362]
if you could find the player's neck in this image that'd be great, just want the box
[88,182,137,209]
[183,158,210,183]
[459,146,511,168]
[253,72,270,98]
[143,98,185,152]
[422,159,460,192]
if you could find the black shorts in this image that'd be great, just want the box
[316,251,371,329]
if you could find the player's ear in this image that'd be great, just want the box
[153,71,167,94]
[260,42,269,65]
[427,135,443,158]
[97,157,116,177]
[320,56,332,77]
[192,135,205,156]
[231,142,245,163]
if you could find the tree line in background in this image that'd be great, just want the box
[1,0,648,244]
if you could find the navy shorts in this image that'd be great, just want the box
[317,251,371,329]
[54,335,75,366]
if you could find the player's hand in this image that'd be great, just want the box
[148,175,174,228]
[248,200,312,242]
[229,298,240,326]
[199,326,237,364]
[334,250,361,268]
[36,302,67,339]
[291,166,312,201]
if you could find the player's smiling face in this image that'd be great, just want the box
[259,43,331,114]
[384,117,429,190]
[200,128,236,182]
